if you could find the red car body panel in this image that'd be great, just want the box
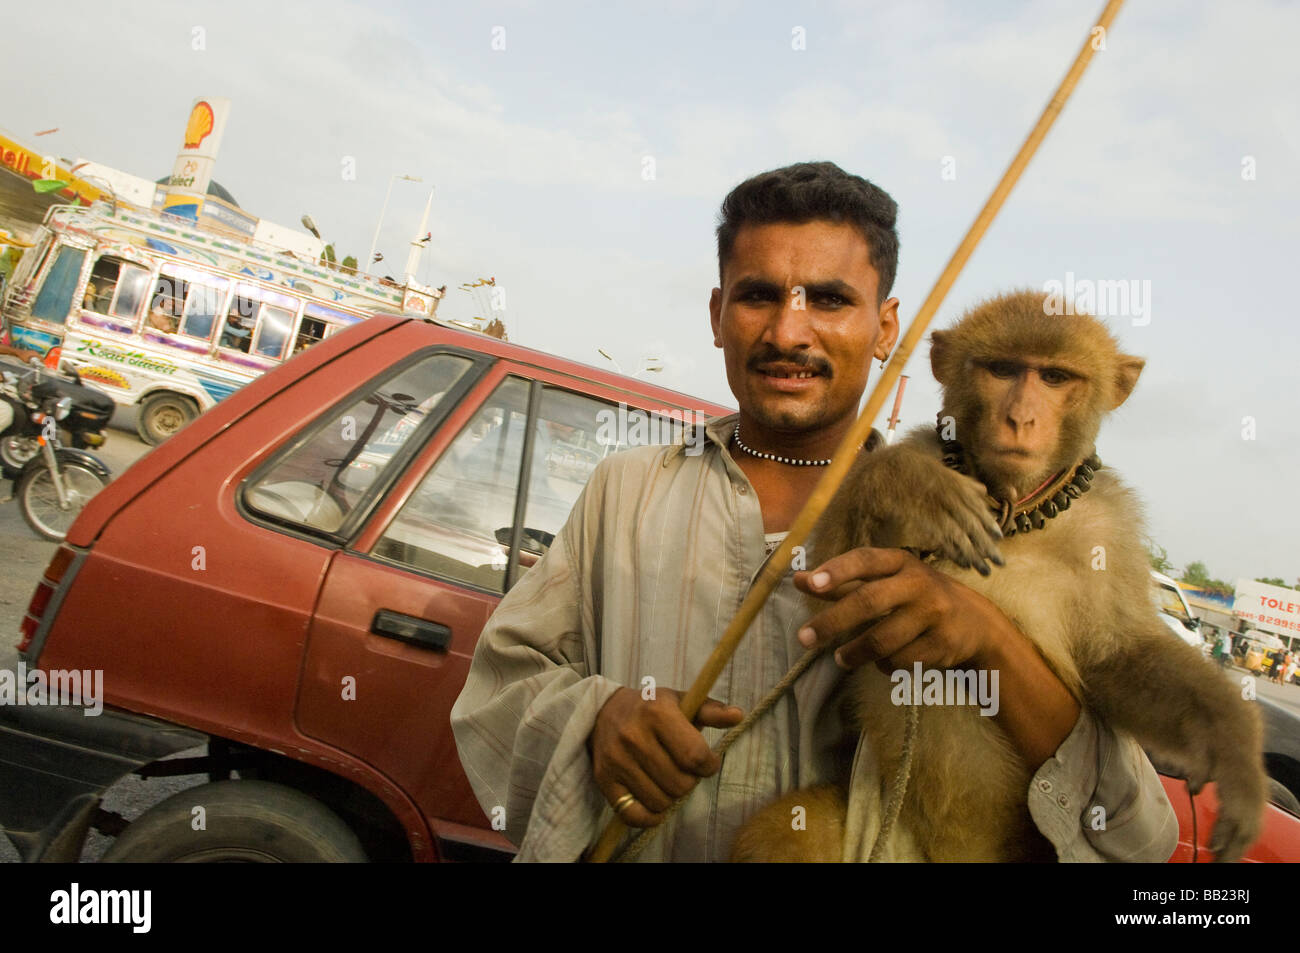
[1162,777,1300,862]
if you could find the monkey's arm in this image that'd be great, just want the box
[1078,623,1266,863]
[814,427,1004,575]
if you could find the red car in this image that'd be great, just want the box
[4,313,1298,862]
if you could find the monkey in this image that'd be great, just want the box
[730,288,1266,863]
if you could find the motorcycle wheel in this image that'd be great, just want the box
[0,434,39,472]
[16,459,107,542]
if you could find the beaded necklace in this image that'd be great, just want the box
[937,422,1101,538]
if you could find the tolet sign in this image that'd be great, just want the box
[1233,578,1300,637]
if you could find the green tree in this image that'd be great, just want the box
[1182,561,1211,587]
[319,244,337,269]
[1147,540,1174,574]
[1256,577,1296,590]
[341,255,358,275]
[1181,561,1233,599]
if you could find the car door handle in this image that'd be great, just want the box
[370,610,452,652]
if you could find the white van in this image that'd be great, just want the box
[1150,570,1205,651]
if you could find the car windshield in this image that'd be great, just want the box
[1152,584,1191,623]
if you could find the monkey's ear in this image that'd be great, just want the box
[1111,355,1145,409]
[929,332,949,385]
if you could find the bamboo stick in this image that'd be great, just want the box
[586,0,1125,863]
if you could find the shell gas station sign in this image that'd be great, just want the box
[1233,578,1300,638]
[0,127,105,206]
[160,97,231,221]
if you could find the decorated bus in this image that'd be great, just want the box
[1,203,444,443]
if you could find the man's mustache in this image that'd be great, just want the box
[747,348,832,377]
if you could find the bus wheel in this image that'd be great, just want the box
[137,393,199,445]
[101,780,369,862]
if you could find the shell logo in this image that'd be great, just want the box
[183,101,215,149]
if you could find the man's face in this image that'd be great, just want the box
[709,220,899,434]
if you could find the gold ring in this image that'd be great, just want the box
[612,792,637,815]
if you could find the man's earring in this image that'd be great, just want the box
[879,354,889,369]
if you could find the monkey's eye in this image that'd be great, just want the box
[985,361,1019,379]
[1039,368,1074,385]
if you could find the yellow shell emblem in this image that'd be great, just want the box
[184,101,215,149]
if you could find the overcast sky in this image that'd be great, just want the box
[3,0,1297,583]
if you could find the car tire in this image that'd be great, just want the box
[101,780,369,863]
[137,392,199,445]
[1267,777,1300,817]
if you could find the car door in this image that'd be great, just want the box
[293,357,710,852]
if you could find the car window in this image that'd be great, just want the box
[372,381,692,593]
[244,353,475,533]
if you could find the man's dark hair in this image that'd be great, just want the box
[716,161,899,304]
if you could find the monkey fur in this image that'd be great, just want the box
[731,289,1266,863]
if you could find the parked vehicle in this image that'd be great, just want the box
[3,316,1297,862]
[1,358,113,541]
[1,204,443,444]
[1150,570,1205,653]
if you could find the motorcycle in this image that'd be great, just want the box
[1,359,114,541]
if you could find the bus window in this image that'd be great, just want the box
[112,266,150,321]
[146,273,188,334]
[254,304,294,359]
[221,293,255,352]
[30,247,88,324]
[220,284,300,360]
[83,255,150,321]
[179,278,228,343]
[292,316,329,356]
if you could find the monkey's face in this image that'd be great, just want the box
[964,357,1094,499]
[709,221,899,446]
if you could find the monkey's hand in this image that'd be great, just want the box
[822,444,1005,576]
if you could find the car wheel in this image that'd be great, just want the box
[1267,777,1300,817]
[101,780,368,863]
[137,392,199,445]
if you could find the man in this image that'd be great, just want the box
[219,313,252,351]
[146,295,178,334]
[451,161,1178,862]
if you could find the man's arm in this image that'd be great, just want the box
[451,449,746,861]
[794,547,1177,862]
[449,474,622,862]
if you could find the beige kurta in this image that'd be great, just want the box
[450,414,1179,862]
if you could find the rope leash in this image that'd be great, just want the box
[613,635,921,863]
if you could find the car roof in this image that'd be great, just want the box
[387,313,734,415]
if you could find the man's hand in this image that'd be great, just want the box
[589,686,743,828]
[794,546,1081,769]
[794,547,1004,671]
